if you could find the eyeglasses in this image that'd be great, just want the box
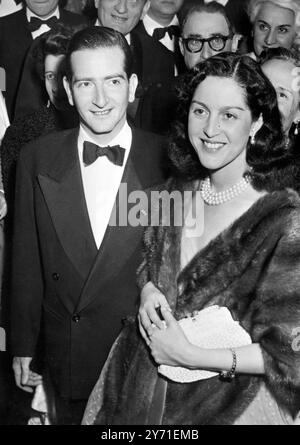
[181,35,233,53]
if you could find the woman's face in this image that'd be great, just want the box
[44,54,68,110]
[262,58,300,134]
[188,76,256,173]
[252,2,296,56]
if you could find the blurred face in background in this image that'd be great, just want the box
[44,53,69,110]
[25,0,59,18]
[252,2,296,56]
[95,0,150,35]
[148,0,184,23]
[262,58,300,134]
[180,11,235,69]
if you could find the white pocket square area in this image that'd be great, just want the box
[158,305,252,383]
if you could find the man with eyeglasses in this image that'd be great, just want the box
[135,1,240,133]
[179,0,240,69]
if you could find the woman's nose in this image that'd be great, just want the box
[203,116,221,137]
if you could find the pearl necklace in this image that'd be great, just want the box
[200,175,250,206]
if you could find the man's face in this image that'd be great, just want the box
[149,0,184,18]
[262,58,300,134]
[180,11,234,69]
[25,0,59,18]
[253,2,296,56]
[95,0,150,35]
[64,46,138,145]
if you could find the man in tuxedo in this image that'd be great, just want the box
[11,26,166,425]
[0,0,86,120]
[95,0,181,106]
[133,0,185,76]
[135,0,240,133]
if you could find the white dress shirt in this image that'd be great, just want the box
[26,6,60,39]
[78,122,132,249]
[205,0,229,6]
[143,14,179,53]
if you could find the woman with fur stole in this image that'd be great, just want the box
[83,53,300,425]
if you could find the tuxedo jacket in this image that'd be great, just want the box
[131,21,184,89]
[0,8,87,120]
[10,127,167,400]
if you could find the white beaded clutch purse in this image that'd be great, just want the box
[158,305,252,383]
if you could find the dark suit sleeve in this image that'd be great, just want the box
[10,153,44,357]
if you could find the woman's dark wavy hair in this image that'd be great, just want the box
[34,23,85,81]
[168,52,296,192]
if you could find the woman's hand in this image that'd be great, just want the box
[138,281,171,345]
[148,307,192,367]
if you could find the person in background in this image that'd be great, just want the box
[261,47,300,140]
[183,0,251,43]
[1,25,79,227]
[135,1,240,134]
[83,53,300,425]
[134,0,185,75]
[247,0,300,60]
[0,0,87,120]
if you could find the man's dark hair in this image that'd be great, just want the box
[179,0,235,35]
[65,26,134,81]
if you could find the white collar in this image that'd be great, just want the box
[26,5,60,22]
[78,120,132,154]
[143,13,178,36]
[204,0,229,6]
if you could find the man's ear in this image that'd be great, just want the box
[94,0,99,9]
[231,33,242,53]
[128,73,138,103]
[63,76,74,107]
[141,0,150,20]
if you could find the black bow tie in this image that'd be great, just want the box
[28,16,59,32]
[152,25,180,41]
[83,141,125,167]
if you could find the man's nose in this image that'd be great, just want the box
[115,0,128,13]
[200,42,213,61]
[93,85,108,108]
[265,29,277,46]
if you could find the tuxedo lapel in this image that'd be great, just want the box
[18,8,34,43]
[76,130,149,312]
[38,130,97,280]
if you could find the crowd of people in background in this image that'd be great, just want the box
[0,0,300,426]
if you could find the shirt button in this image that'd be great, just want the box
[52,273,60,281]
[72,314,80,323]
